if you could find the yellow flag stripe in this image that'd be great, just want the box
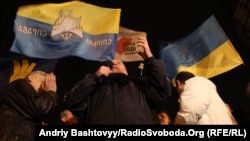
[177,39,244,78]
[17,1,121,34]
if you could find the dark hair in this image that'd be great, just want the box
[155,95,179,124]
[175,71,195,84]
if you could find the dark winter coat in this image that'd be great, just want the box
[64,57,171,124]
[0,79,58,141]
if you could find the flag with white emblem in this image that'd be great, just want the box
[10,1,121,61]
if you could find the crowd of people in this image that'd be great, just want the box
[0,36,239,140]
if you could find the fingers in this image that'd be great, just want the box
[137,36,147,41]
[96,66,112,77]
[44,73,57,92]
[136,36,153,59]
[136,36,150,50]
[45,73,56,82]
[136,37,147,45]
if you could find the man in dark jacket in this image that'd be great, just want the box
[64,36,172,124]
[0,70,58,141]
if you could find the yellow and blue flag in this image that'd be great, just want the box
[160,15,244,81]
[0,56,58,90]
[10,1,121,61]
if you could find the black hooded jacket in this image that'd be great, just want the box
[0,79,58,141]
[64,57,171,124]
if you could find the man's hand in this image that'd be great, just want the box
[95,66,112,78]
[136,37,153,59]
[41,73,57,92]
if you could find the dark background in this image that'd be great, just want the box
[1,0,250,124]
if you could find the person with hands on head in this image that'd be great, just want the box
[0,70,58,141]
[63,36,172,124]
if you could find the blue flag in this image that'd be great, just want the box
[0,56,58,90]
[10,1,121,61]
[160,15,244,81]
